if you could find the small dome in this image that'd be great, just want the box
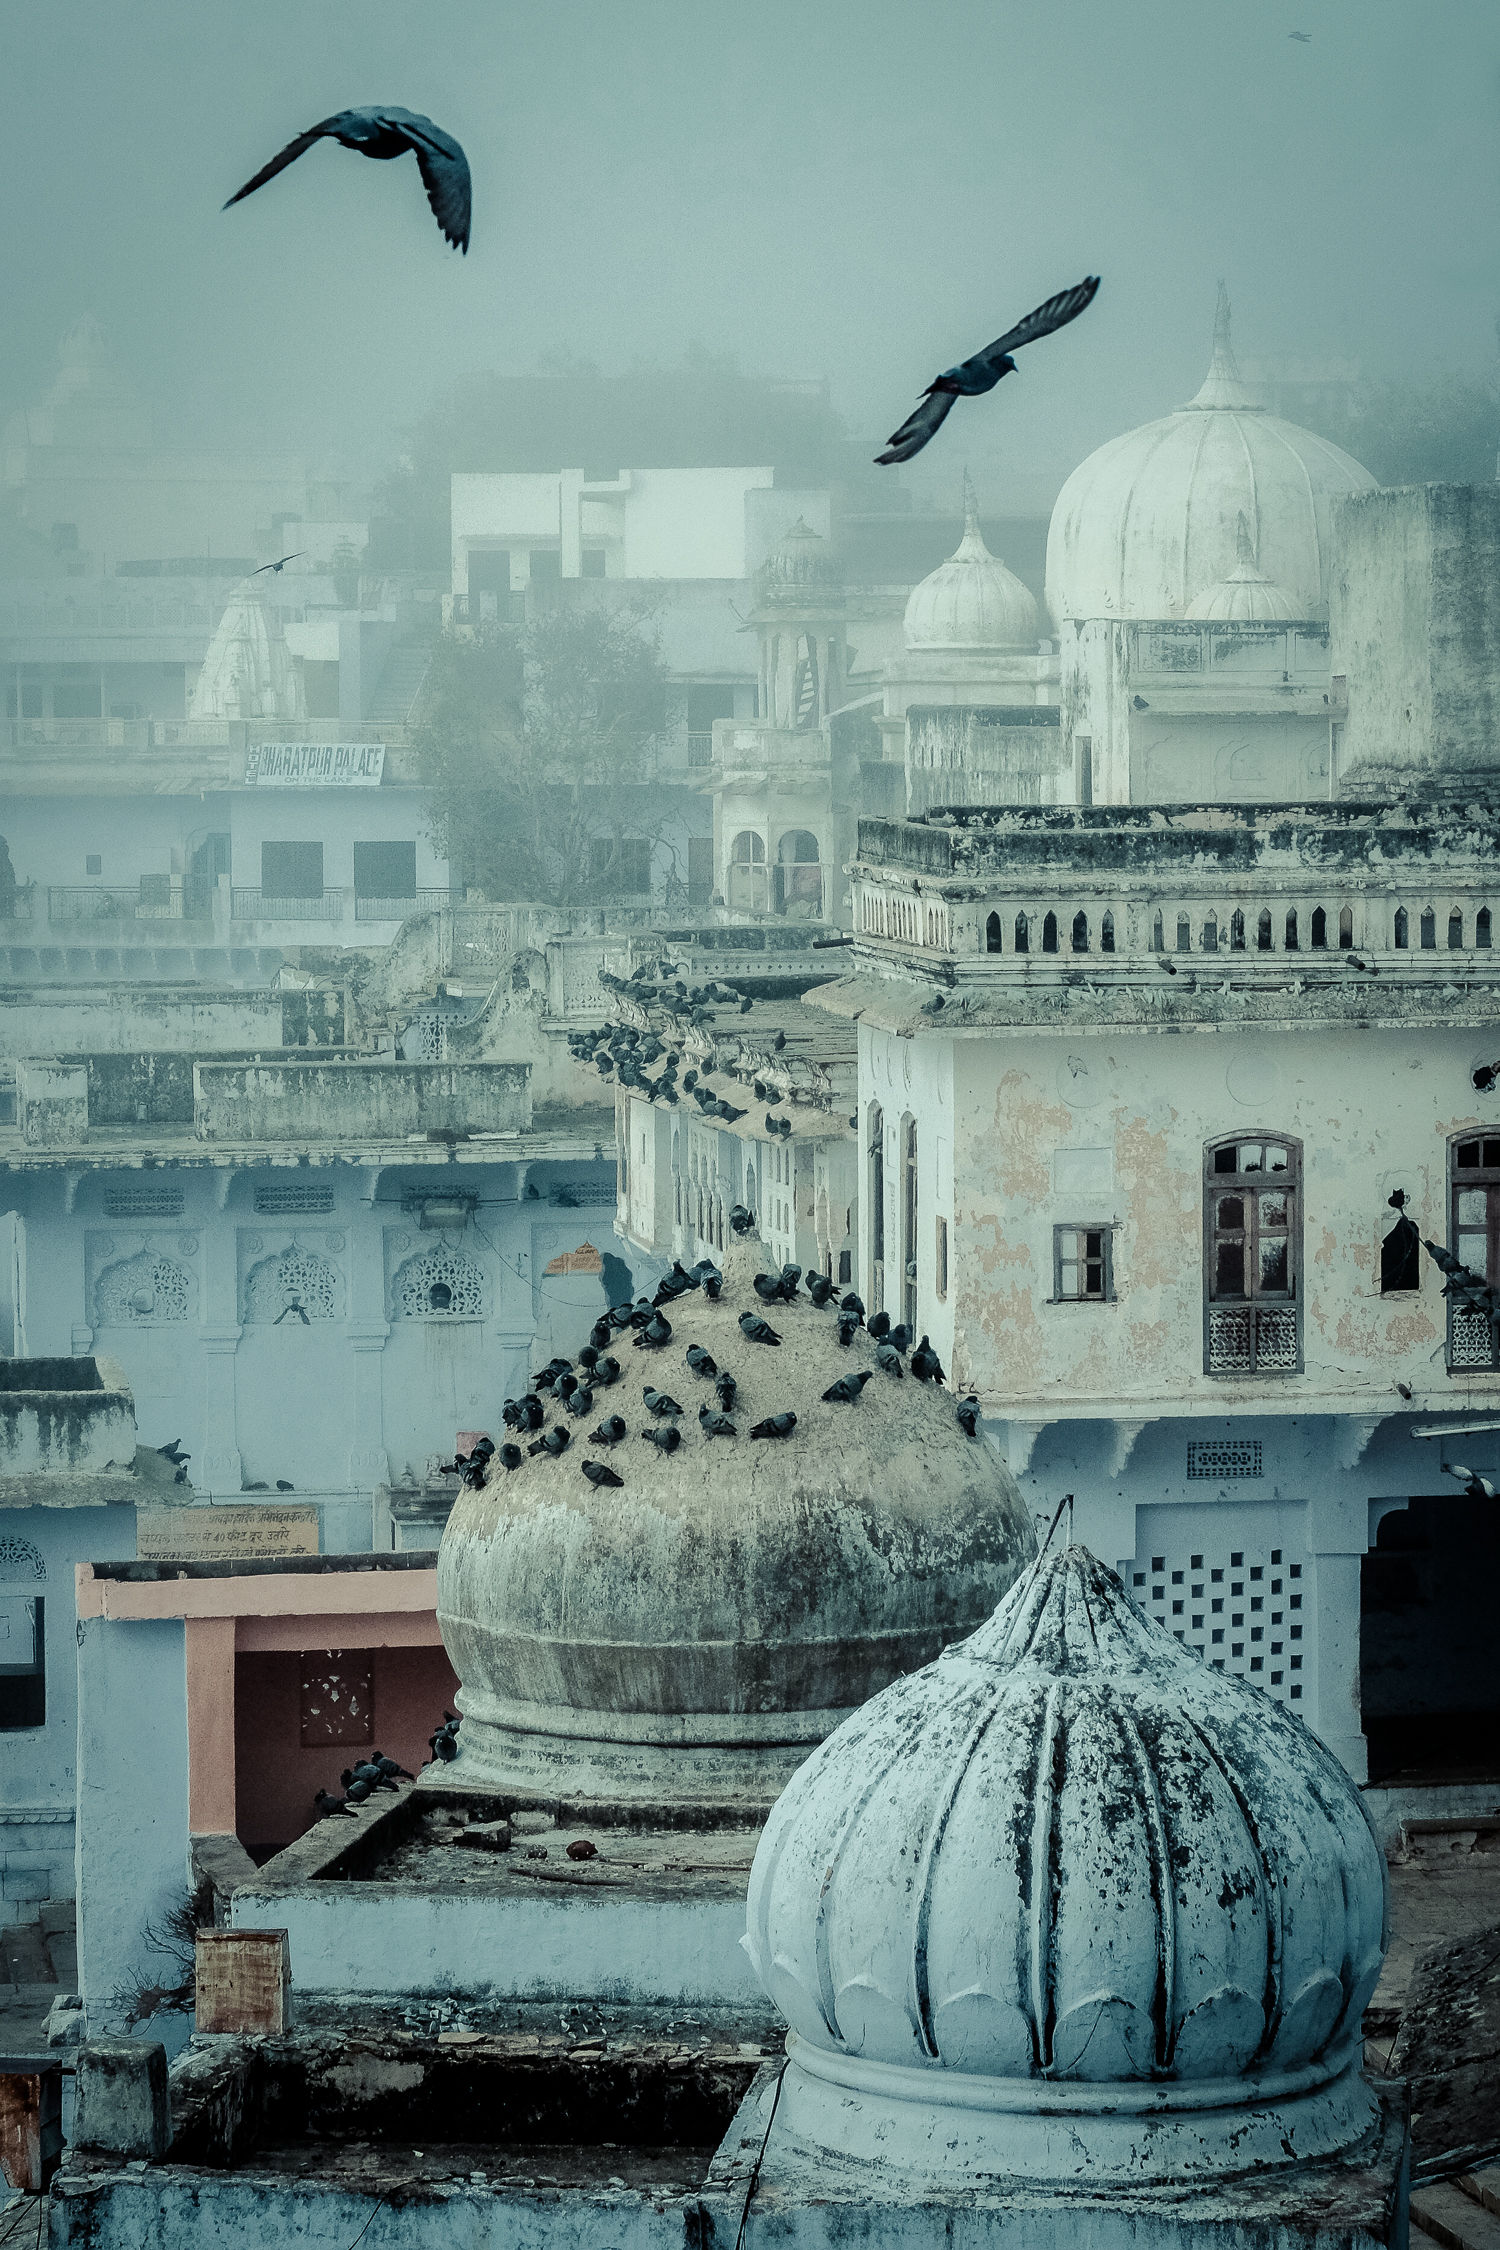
[1186,511,1304,621]
[437,1233,1036,1807]
[1046,287,1375,624]
[746,1546,1387,2181]
[189,578,305,723]
[757,518,843,608]
[903,483,1039,651]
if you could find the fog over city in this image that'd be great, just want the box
[3,0,1497,503]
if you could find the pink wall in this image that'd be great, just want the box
[234,1644,459,1859]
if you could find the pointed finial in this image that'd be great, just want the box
[1212,280,1238,379]
[1184,281,1260,411]
[1235,510,1256,569]
[961,468,981,538]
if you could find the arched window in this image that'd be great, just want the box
[1310,907,1327,949]
[1071,910,1089,953]
[731,831,765,865]
[1042,911,1059,953]
[1420,908,1436,950]
[1449,907,1465,950]
[1230,910,1246,951]
[1176,912,1192,954]
[1100,911,1116,954]
[1257,909,1273,951]
[393,1246,485,1320]
[1479,908,1493,950]
[776,829,822,915]
[1014,911,1029,954]
[868,1103,885,1315]
[1394,907,1409,949]
[1201,915,1218,954]
[985,911,1002,953]
[1152,911,1164,951]
[1284,910,1299,951]
[1204,1135,1301,1376]
[1338,906,1354,948]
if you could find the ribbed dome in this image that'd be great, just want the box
[189,579,305,722]
[745,1546,1387,2180]
[757,518,843,608]
[1045,288,1375,624]
[437,1233,1036,1807]
[1186,511,1304,621]
[903,486,1039,652]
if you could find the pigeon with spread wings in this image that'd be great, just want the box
[875,276,1100,466]
[225,107,471,252]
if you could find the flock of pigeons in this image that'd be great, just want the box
[436,1211,981,1502]
[572,963,818,1140]
[223,108,1099,465]
[312,1714,461,1819]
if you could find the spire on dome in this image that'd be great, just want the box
[960,468,981,539]
[1235,509,1256,568]
[1183,282,1263,412]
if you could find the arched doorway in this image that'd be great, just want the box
[774,830,822,918]
[727,830,767,915]
[1361,1495,1500,1782]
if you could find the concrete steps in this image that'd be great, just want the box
[368,642,431,724]
[1411,2172,1500,2250]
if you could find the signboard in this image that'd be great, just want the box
[136,1505,320,1562]
[243,743,385,787]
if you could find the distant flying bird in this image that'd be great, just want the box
[875,277,1101,465]
[224,107,472,252]
[253,553,305,576]
[1288,29,1312,40]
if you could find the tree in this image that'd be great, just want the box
[415,599,672,910]
[1314,374,1499,490]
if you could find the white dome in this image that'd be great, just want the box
[904,489,1039,652]
[189,579,305,723]
[745,1545,1387,2183]
[1186,511,1304,621]
[1045,290,1376,625]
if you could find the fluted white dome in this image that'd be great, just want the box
[1045,289,1375,625]
[904,492,1038,651]
[1186,511,1304,621]
[189,579,305,723]
[745,1545,1387,2183]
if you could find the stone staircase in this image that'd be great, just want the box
[367,640,432,725]
[1413,2170,1500,2250]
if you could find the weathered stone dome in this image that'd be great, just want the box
[437,1235,1036,1806]
[1185,511,1303,622]
[756,518,842,609]
[903,492,1039,652]
[745,1545,1387,2182]
[1045,288,1375,625]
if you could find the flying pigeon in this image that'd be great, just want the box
[224,107,472,251]
[876,277,1101,465]
[822,1370,873,1405]
[750,1412,798,1439]
[1444,1462,1499,1500]
[253,553,305,575]
[739,1312,782,1347]
[583,1459,624,1489]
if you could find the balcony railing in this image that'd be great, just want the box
[46,882,211,923]
[232,888,347,923]
[353,890,452,922]
[687,731,714,769]
[1205,1303,1300,1376]
[3,718,414,753]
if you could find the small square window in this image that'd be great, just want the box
[1272,1577,1282,1593]
[1251,1626,1263,1642]
[1054,1224,1113,1301]
[1211,1628,1224,1644]
[1230,1551,1243,1566]
[1190,1553,1203,1568]
[1191,1582,1203,1597]
[1174,1630,1185,1641]
[1250,1656,1263,1670]
[1290,1564,1302,1579]
[1211,1569,1224,1583]
[1152,1557,1165,1572]
[1191,1614,1203,1629]
[1212,1659,1225,1670]
[86,853,102,876]
[1172,1600,1183,1615]
[1271,1669,1283,1683]
[1250,1566,1263,1581]
[1152,1585,1165,1601]
[1231,1642,1243,1658]
[1290,1595,1302,1610]
[1231,1581,1244,1596]
[1271,1548,1282,1564]
[1250,1597,1263,1612]
[1290,1684,1302,1699]
[1232,1613,1243,1627]
[1291,1625,1302,1641]
[1211,1598,1224,1613]
[1271,1640,1282,1654]
[1132,1572,1145,1587]
[1291,1655,1302,1670]
[1272,1609,1283,1624]
[1171,1571,1183,1585]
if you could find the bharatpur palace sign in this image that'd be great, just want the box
[243,742,386,786]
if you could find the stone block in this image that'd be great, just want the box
[73,2039,170,2160]
[195,1929,291,2034]
[1,1870,52,1902]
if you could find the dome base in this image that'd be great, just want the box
[438,1703,847,1811]
[776,2033,1382,2186]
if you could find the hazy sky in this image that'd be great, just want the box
[2,0,1496,512]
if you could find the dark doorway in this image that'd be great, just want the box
[1361,1496,1500,1782]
